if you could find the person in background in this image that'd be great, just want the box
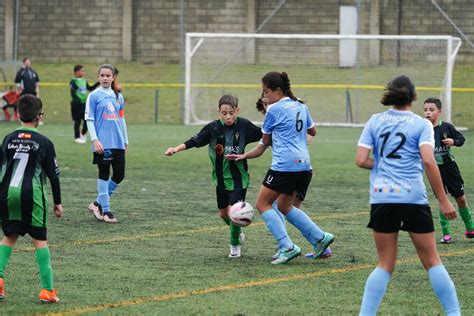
[1,86,20,121]
[85,64,128,224]
[14,58,40,97]
[70,65,99,144]
[423,97,474,244]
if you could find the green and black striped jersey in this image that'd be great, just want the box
[0,127,61,227]
[184,118,262,190]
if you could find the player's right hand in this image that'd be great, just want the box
[440,200,457,220]
[164,147,177,156]
[93,139,104,154]
[53,204,64,218]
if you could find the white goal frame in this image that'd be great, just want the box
[185,33,462,126]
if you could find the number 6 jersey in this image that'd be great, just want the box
[0,127,61,227]
[358,109,434,205]
[262,97,314,172]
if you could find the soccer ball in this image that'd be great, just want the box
[229,201,255,227]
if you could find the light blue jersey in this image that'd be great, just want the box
[262,97,314,172]
[358,109,434,204]
[85,87,127,150]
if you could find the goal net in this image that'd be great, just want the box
[185,33,461,126]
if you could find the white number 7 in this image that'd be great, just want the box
[10,152,29,188]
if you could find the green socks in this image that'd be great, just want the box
[439,211,451,236]
[35,247,54,291]
[459,207,474,231]
[0,245,13,278]
[440,207,474,235]
[222,216,241,246]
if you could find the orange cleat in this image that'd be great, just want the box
[39,289,60,303]
[0,278,4,300]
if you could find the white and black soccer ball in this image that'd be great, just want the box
[229,201,255,227]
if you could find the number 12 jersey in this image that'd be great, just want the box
[358,109,434,205]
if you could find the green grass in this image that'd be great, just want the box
[1,62,473,127]
[0,123,472,314]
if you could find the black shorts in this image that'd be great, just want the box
[439,162,465,198]
[216,187,246,210]
[93,149,126,165]
[71,102,85,121]
[262,169,312,196]
[368,204,434,233]
[2,220,47,241]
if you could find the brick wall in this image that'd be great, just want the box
[1,0,473,62]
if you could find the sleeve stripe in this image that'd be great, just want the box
[358,143,373,149]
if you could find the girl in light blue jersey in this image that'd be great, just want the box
[254,71,334,264]
[85,64,128,223]
[356,75,460,315]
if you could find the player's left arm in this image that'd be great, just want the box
[118,94,128,150]
[445,125,465,147]
[43,141,62,211]
[245,121,263,144]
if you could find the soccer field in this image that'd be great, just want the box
[0,123,473,314]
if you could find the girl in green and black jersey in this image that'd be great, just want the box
[165,95,262,258]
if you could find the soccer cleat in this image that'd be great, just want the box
[102,212,118,223]
[0,278,4,300]
[80,134,87,143]
[228,245,241,258]
[440,234,452,244]
[271,244,301,264]
[312,232,335,259]
[465,230,474,239]
[305,247,333,259]
[239,230,245,244]
[88,201,103,221]
[39,289,60,303]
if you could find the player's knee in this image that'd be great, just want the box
[455,195,467,208]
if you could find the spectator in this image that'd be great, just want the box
[1,86,20,121]
[14,58,40,97]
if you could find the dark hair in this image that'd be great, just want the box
[22,57,29,63]
[380,75,417,106]
[18,95,43,123]
[424,97,442,110]
[74,64,83,73]
[218,95,239,109]
[256,92,266,114]
[261,71,300,102]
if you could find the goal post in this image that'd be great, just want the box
[185,33,461,126]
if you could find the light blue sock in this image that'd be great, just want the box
[97,179,110,212]
[261,209,294,250]
[108,179,119,197]
[272,200,287,229]
[359,267,391,316]
[428,265,460,316]
[286,207,324,245]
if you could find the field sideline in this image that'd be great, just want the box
[0,123,472,314]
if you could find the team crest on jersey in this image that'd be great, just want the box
[215,144,224,156]
[18,133,31,139]
[234,132,240,142]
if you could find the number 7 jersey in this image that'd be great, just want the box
[0,127,60,227]
[358,109,434,204]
